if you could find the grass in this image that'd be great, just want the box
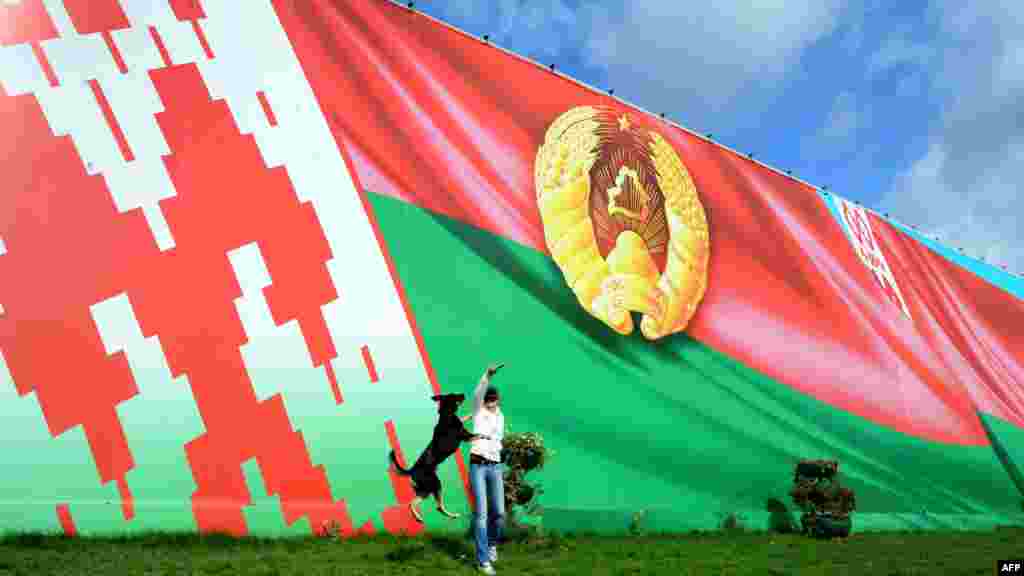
[0,526,1020,575]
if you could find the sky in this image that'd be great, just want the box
[409,0,1024,274]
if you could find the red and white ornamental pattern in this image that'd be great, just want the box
[0,0,460,537]
[836,197,912,320]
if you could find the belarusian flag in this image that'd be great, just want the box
[275,0,1024,530]
[2,0,1022,537]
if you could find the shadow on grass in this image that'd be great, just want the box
[382,534,473,564]
[0,532,68,547]
[428,534,473,560]
[384,539,427,563]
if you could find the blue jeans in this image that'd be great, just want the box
[469,460,505,566]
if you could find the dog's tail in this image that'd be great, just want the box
[389,451,412,476]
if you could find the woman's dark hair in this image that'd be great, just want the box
[484,387,500,401]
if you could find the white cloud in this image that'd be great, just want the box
[434,0,578,60]
[576,0,851,127]
[436,0,859,130]
[867,32,933,77]
[819,90,860,144]
[878,1,1024,271]
[839,0,888,56]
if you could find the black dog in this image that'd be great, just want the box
[389,393,486,522]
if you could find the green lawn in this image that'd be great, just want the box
[1,527,1020,575]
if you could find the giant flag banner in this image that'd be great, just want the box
[1,0,1023,536]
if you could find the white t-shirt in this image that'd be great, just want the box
[469,371,504,463]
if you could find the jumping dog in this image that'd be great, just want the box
[389,393,488,522]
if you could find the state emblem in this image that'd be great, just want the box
[534,106,710,339]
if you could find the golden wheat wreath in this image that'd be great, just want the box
[534,106,710,340]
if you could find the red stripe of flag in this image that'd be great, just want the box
[384,420,406,467]
[256,90,277,127]
[89,79,134,162]
[360,345,378,383]
[101,31,128,73]
[30,42,58,87]
[149,26,172,67]
[191,19,214,59]
[56,504,77,536]
[381,419,423,535]
[117,476,134,520]
[325,362,342,405]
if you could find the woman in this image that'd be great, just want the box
[466,362,506,575]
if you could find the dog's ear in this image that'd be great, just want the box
[455,393,466,402]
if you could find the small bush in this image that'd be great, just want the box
[501,432,552,529]
[628,509,648,535]
[720,512,747,532]
[790,459,856,538]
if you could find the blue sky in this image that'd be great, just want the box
[410,1,1023,273]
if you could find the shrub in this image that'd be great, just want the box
[790,459,856,539]
[501,432,552,530]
